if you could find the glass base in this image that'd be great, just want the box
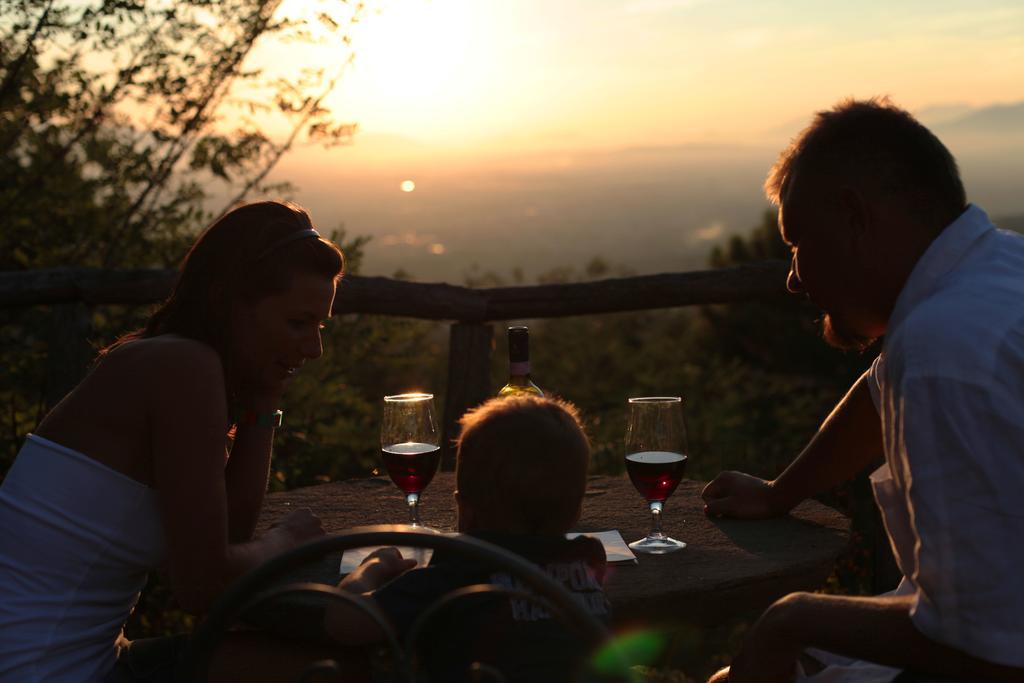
[394,521,441,566]
[629,534,686,554]
[405,521,441,533]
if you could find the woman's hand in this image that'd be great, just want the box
[701,471,788,519]
[266,508,325,550]
[338,547,417,595]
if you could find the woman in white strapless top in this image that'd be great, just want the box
[0,201,373,682]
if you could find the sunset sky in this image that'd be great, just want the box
[290,0,1024,155]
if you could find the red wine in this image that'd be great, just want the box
[382,442,441,493]
[626,451,687,502]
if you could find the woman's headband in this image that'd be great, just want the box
[255,228,321,261]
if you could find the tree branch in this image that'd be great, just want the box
[0,0,54,111]
[100,0,283,268]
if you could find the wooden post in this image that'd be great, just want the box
[45,303,94,410]
[441,322,493,470]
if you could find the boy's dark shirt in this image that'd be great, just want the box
[372,531,610,682]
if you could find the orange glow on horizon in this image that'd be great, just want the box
[258,1,1024,155]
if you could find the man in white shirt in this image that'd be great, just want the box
[702,98,1024,683]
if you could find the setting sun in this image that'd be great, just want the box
[331,0,500,142]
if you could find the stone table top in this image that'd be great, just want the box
[256,472,850,628]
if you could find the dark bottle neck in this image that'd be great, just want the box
[508,326,530,364]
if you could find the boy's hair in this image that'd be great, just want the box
[456,396,590,535]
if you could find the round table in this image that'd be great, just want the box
[257,472,849,627]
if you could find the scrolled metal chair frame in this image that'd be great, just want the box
[177,525,612,683]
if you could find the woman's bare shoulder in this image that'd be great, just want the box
[105,335,222,373]
[94,335,224,399]
[37,336,227,459]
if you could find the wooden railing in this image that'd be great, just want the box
[0,262,791,467]
[1,262,903,590]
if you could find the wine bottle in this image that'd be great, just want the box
[498,325,544,397]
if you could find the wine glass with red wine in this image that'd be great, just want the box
[381,393,440,527]
[625,396,688,554]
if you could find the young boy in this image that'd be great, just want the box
[326,395,610,682]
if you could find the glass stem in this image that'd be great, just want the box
[407,492,421,527]
[649,500,664,538]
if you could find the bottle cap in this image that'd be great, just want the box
[508,326,529,363]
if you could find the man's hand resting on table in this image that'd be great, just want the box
[703,376,885,522]
[701,471,789,519]
[267,508,325,544]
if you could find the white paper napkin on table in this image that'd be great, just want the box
[339,529,637,575]
[339,546,434,575]
[567,530,638,565]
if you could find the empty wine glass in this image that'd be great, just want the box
[381,393,440,527]
[624,396,688,554]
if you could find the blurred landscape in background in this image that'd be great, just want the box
[271,100,1024,283]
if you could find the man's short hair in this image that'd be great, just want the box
[765,97,966,229]
[456,396,590,535]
